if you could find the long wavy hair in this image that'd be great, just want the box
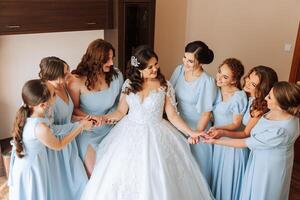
[38,56,66,81]
[243,66,278,117]
[219,58,244,89]
[124,45,167,94]
[273,81,300,118]
[71,39,118,90]
[12,79,51,158]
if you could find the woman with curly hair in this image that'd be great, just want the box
[68,39,123,176]
[209,58,248,200]
[80,45,214,200]
[201,65,278,199]
[207,66,278,139]
[204,82,300,200]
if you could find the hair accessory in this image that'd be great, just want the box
[21,102,28,109]
[131,56,140,67]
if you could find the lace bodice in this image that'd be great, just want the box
[122,79,177,124]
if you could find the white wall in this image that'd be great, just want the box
[154,0,187,78]
[0,30,104,139]
[154,0,300,81]
[185,0,300,81]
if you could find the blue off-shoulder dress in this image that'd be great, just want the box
[170,64,217,185]
[76,71,123,159]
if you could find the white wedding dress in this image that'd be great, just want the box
[81,80,214,200]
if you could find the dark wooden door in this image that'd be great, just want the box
[104,0,156,74]
[289,22,300,163]
[119,0,155,74]
[123,2,155,70]
[289,22,300,84]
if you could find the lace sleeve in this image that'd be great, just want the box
[121,79,131,93]
[166,81,178,113]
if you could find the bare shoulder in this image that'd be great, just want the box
[45,82,55,93]
[67,75,86,89]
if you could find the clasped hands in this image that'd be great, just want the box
[86,115,118,126]
[72,115,118,127]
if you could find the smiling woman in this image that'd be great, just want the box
[206,66,278,140]
[67,39,123,177]
[124,45,167,95]
[204,81,300,200]
[80,45,214,200]
[210,58,248,200]
[170,40,217,185]
[38,56,89,200]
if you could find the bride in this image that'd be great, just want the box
[81,46,214,200]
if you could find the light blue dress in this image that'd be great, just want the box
[8,118,52,200]
[242,115,300,200]
[77,71,123,159]
[211,89,248,200]
[47,91,88,200]
[170,64,217,185]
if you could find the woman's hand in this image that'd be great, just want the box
[207,128,225,139]
[187,131,208,144]
[102,117,119,125]
[207,126,216,133]
[89,115,106,126]
[189,130,205,138]
[79,119,94,131]
[188,137,200,144]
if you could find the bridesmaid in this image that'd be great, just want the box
[68,39,123,176]
[170,41,217,184]
[210,58,247,200]
[8,79,92,200]
[204,81,300,200]
[208,66,278,139]
[39,57,88,200]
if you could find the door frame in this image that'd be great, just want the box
[289,21,300,83]
[289,22,300,163]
